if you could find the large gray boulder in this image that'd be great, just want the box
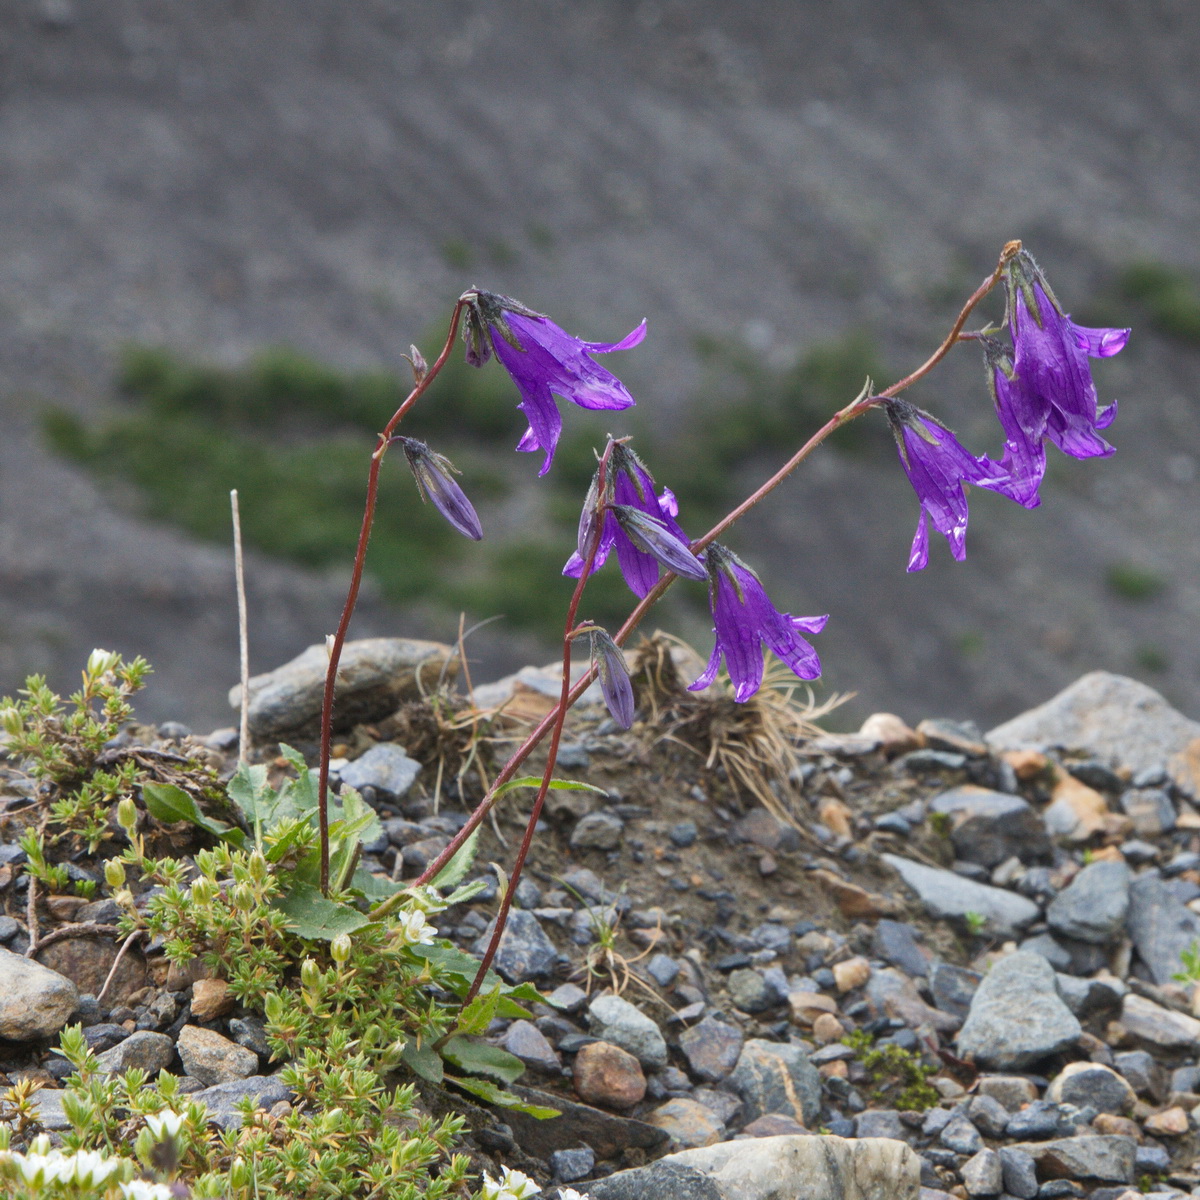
[1046,860,1131,944]
[957,951,1081,1069]
[882,855,1040,937]
[588,1134,920,1200]
[1125,874,1200,985]
[988,672,1200,800]
[928,786,1051,867]
[0,948,78,1041]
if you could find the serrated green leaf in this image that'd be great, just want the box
[402,1038,443,1084]
[454,986,502,1038]
[142,783,243,846]
[275,881,370,940]
[431,828,479,891]
[226,762,271,822]
[441,1037,525,1084]
[493,775,607,799]
[446,1074,559,1118]
[350,867,403,901]
[441,877,488,908]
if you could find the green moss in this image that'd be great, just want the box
[1118,261,1200,344]
[1106,562,1167,602]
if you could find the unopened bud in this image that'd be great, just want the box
[229,1157,250,1189]
[330,933,352,963]
[117,797,137,831]
[104,859,126,888]
[87,648,119,678]
[392,437,483,541]
[406,344,428,384]
[587,627,635,730]
[231,883,254,912]
[248,850,268,885]
[610,505,706,580]
[300,958,321,990]
[1,706,22,737]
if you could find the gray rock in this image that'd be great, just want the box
[550,1146,596,1183]
[1005,1101,1061,1140]
[883,855,1040,936]
[587,1133,920,1200]
[727,1039,821,1126]
[503,1019,562,1074]
[856,1109,906,1141]
[1119,992,1200,1049]
[940,1114,983,1155]
[727,967,775,1013]
[1046,861,1131,944]
[29,1088,71,1130]
[229,636,456,741]
[678,1016,744,1083]
[0,948,79,1040]
[956,951,1081,1069]
[929,962,981,1019]
[177,1024,259,1085]
[191,1075,294,1130]
[647,954,680,989]
[1120,787,1176,837]
[95,1030,175,1075]
[1004,1136,1135,1184]
[967,1093,1011,1138]
[961,1149,1003,1197]
[588,994,669,1069]
[570,811,625,851]
[1017,934,1074,973]
[929,787,1051,867]
[976,1074,1039,1112]
[866,967,960,1033]
[337,742,421,800]
[1053,973,1125,1018]
[999,1147,1039,1199]
[1125,874,1200,985]
[505,1084,668,1160]
[472,910,562,983]
[986,672,1200,801]
[1112,1052,1166,1104]
[1046,1063,1135,1115]
[873,920,931,978]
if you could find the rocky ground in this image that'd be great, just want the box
[5,640,1200,1200]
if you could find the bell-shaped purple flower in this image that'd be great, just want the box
[392,437,482,540]
[689,543,827,703]
[983,339,1045,510]
[583,625,636,729]
[564,443,700,597]
[461,290,646,476]
[884,400,1015,572]
[1005,250,1128,461]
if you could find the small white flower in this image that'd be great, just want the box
[122,1181,177,1200]
[480,1165,542,1200]
[56,1147,124,1187]
[143,1109,185,1141]
[557,1190,591,1200]
[396,908,437,947]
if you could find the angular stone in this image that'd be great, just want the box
[1119,993,1200,1050]
[867,967,960,1033]
[857,1109,906,1141]
[571,811,625,851]
[230,637,456,741]
[1042,774,1112,841]
[1143,1106,1188,1136]
[730,808,801,854]
[177,1024,258,1086]
[1047,860,1131,944]
[573,1040,647,1110]
[882,855,1040,936]
[929,962,981,1019]
[505,1084,668,1160]
[861,713,922,756]
[588,994,668,1069]
[1125,874,1200,986]
[648,1097,725,1148]
[987,672,1200,801]
[337,742,422,800]
[472,910,561,983]
[679,1016,743,1083]
[95,1030,175,1076]
[961,1149,1003,1197]
[929,786,1051,867]
[587,1134,920,1200]
[873,920,931,978]
[967,1093,1011,1138]
[940,1114,982,1155]
[957,951,1082,1069]
[727,1039,821,1126]
[976,1074,1039,1112]
[999,1147,1039,1199]
[190,977,234,1022]
[1005,1136,1136,1184]
[728,967,775,1014]
[35,937,146,1005]
[0,947,79,1040]
[503,1019,562,1074]
[191,1075,294,1130]
[1046,1062,1135,1115]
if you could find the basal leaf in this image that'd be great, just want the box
[142,783,243,846]
[402,1038,444,1084]
[275,881,370,940]
[441,1037,524,1084]
[446,1074,559,1118]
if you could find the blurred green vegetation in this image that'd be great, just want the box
[1117,262,1200,345]
[1105,561,1167,602]
[42,326,885,640]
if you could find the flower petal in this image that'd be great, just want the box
[907,508,930,573]
[1072,323,1130,358]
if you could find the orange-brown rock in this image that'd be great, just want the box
[833,956,871,993]
[811,1012,846,1043]
[1144,1106,1189,1136]
[818,799,854,840]
[573,1040,646,1110]
[191,977,233,1022]
[811,870,897,919]
[859,712,922,756]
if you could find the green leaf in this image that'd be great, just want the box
[446,1074,559,1118]
[142,783,243,846]
[275,881,370,940]
[431,828,479,891]
[402,1038,443,1084]
[441,878,489,908]
[441,1037,524,1084]
[226,762,271,825]
[493,775,607,799]
[350,867,403,902]
[455,985,503,1037]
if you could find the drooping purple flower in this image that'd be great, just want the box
[688,543,827,703]
[584,625,636,729]
[392,437,482,540]
[461,290,646,476]
[564,443,700,597]
[1005,250,1129,461]
[983,339,1045,510]
[883,400,1016,572]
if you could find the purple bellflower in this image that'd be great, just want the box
[461,290,646,476]
[689,542,827,703]
[564,443,702,597]
[883,399,1015,572]
[392,437,482,540]
[583,625,636,729]
[1005,250,1129,462]
[983,338,1045,510]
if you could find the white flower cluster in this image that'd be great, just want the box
[1,1126,181,1198]
[477,1168,590,1200]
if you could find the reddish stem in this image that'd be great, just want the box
[409,240,1019,897]
[317,300,468,893]
[462,446,614,1002]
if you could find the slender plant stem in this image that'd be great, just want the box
[317,300,468,892]
[410,240,1019,896]
[231,489,251,767]
[462,445,615,1002]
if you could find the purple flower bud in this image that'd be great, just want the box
[610,505,706,581]
[586,626,635,729]
[689,543,826,703]
[461,290,646,475]
[392,437,482,541]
